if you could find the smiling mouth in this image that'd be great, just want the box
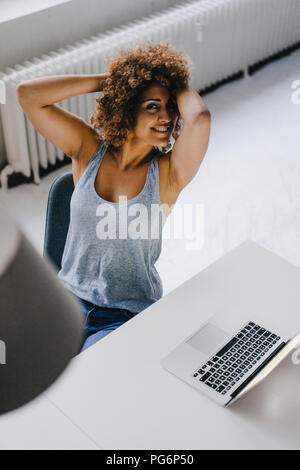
[151,126,171,134]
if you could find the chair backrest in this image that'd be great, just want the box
[43,172,74,271]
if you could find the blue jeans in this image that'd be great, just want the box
[74,295,135,352]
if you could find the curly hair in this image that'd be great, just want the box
[90,41,192,153]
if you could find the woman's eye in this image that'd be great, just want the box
[147,104,158,110]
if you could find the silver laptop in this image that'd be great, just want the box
[161,311,300,406]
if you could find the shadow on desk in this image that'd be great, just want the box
[229,352,300,438]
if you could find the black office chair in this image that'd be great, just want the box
[43,172,74,271]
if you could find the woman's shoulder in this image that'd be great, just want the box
[72,130,102,186]
[157,150,181,208]
[156,150,171,176]
[79,128,102,164]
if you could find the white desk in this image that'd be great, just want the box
[46,241,300,450]
[1,241,300,449]
[0,393,100,450]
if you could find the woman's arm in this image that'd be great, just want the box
[168,86,211,190]
[17,74,108,160]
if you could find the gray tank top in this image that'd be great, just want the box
[57,140,167,314]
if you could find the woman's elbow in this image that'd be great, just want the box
[16,83,30,104]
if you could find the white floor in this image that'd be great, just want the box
[1,47,300,296]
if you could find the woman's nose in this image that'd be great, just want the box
[158,108,172,124]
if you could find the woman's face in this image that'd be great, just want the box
[132,82,178,148]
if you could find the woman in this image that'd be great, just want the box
[17,42,211,352]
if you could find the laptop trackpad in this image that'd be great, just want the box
[186,323,229,355]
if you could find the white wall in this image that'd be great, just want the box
[0,0,182,168]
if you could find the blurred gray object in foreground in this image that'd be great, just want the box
[0,209,84,415]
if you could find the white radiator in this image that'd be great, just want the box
[0,0,299,188]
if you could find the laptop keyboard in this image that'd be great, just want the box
[192,321,281,396]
